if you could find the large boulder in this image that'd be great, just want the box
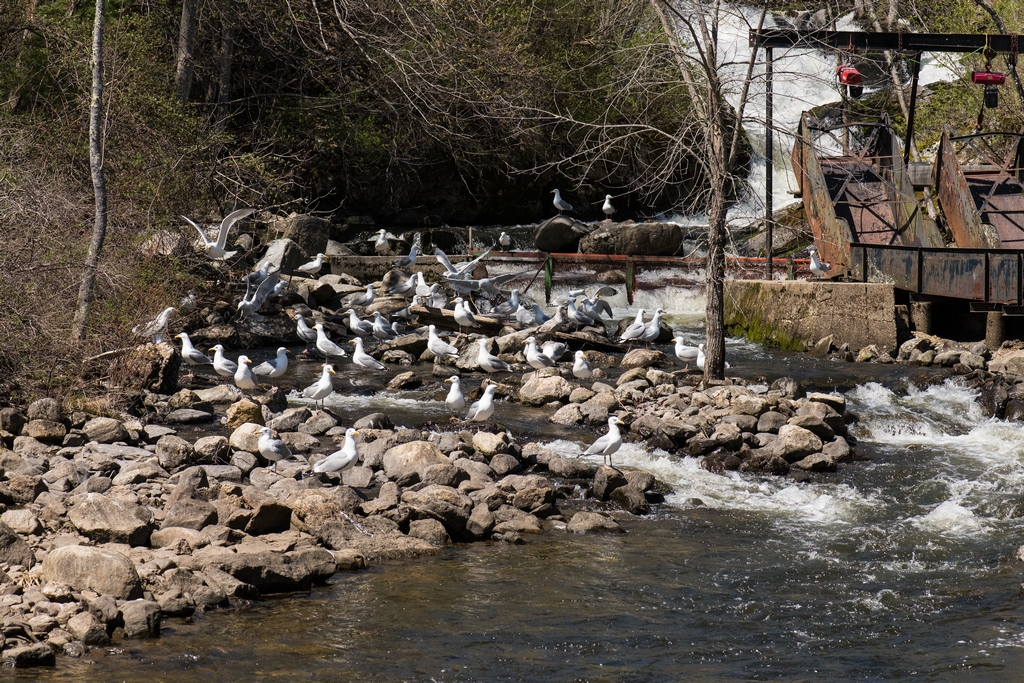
[275,214,331,260]
[190,545,336,593]
[229,422,265,453]
[82,417,129,444]
[534,215,592,253]
[567,511,624,533]
[401,485,474,535]
[773,425,824,463]
[122,342,180,394]
[519,375,573,406]
[27,397,62,422]
[0,519,35,568]
[120,600,162,638]
[68,493,152,546]
[580,221,687,256]
[382,441,449,483]
[41,545,143,599]
[258,238,308,275]
[157,434,196,470]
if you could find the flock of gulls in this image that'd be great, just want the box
[134,193,719,469]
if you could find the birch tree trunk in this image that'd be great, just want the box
[174,0,198,103]
[72,0,107,341]
[214,0,237,132]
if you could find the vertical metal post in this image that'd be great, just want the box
[904,52,923,166]
[765,46,774,280]
[468,226,473,254]
[544,255,553,304]
[626,260,635,305]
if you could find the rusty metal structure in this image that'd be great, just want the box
[791,113,944,274]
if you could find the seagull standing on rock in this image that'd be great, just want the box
[302,364,336,410]
[252,347,290,382]
[345,309,374,337]
[395,237,419,267]
[454,298,481,334]
[524,337,555,369]
[344,284,375,309]
[639,308,666,345]
[350,338,387,371]
[809,246,831,278]
[233,355,257,391]
[258,426,300,473]
[388,274,416,296]
[672,337,699,365]
[476,338,511,373]
[314,324,348,358]
[499,232,511,248]
[618,309,647,343]
[209,344,238,377]
[297,253,325,276]
[541,341,567,363]
[428,325,460,359]
[602,194,616,218]
[295,314,318,346]
[444,376,466,412]
[515,305,534,326]
[583,416,625,467]
[314,428,360,474]
[372,312,396,340]
[466,384,498,422]
[572,350,594,379]
[552,188,573,215]
[174,333,212,377]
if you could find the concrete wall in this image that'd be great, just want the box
[724,280,897,351]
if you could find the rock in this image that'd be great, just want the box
[82,417,129,444]
[549,403,585,425]
[592,466,628,500]
[624,470,656,492]
[342,466,374,488]
[25,419,67,442]
[610,484,651,514]
[567,511,624,533]
[792,453,836,472]
[86,594,119,624]
[512,485,554,513]
[0,407,28,434]
[466,504,495,539]
[472,431,508,456]
[1,643,56,668]
[546,457,596,479]
[194,385,244,405]
[620,348,668,369]
[580,392,619,424]
[534,215,589,252]
[382,441,449,482]
[67,611,110,646]
[806,392,846,414]
[810,335,834,356]
[111,461,167,486]
[722,414,758,433]
[353,413,394,430]
[68,493,151,546]
[0,474,47,504]
[245,501,293,535]
[386,370,421,388]
[165,408,214,424]
[42,545,142,599]
[401,485,474,535]
[120,600,162,638]
[489,453,521,477]
[126,342,180,394]
[279,431,320,453]
[150,526,205,550]
[0,519,35,568]
[519,375,573,406]
[269,406,312,432]
[1,509,42,535]
[231,451,258,475]
[579,221,685,256]
[822,436,853,462]
[773,425,824,463]
[193,435,230,463]
[732,395,768,416]
[408,519,451,546]
[27,397,62,422]
[258,237,308,274]
[226,399,264,430]
[277,214,331,258]
[229,422,265,453]
[156,435,196,470]
[162,498,217,531]
[301,411,338,436]
[422,464,467,488]
[787,415,834,442]
[190,546,336,593]
[739,449,790,475]
[756,411,787,434]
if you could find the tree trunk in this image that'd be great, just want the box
[703,153,728,381]
[174,0,198,103]
[214,1,236,132]
[73,0,107,341]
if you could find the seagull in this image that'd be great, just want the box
[233,355,257,391]
[602,194,615,218]
[551,188,573,215]
[297,253,325,276]
[531,303,551,324]
[237,271,281,320]
[314,323,348,358]
[580,294,613,320]
[133,306,175,343]
[257,426,295,473]
[453,298,481,333]
[302,363,336,410]
[696,343,730,370]
[179,291,197,312]
[566,299,596,326]
[515,305,534,326]
[350,337,387,370]
[572,350,593,379]
[465,384,498,422]
[672,337,700,365]
[252,347,290,381]
[434,247,490,280]
[428,283,448,309]
[314,428,360,474]
[618,309,647,343]
[493,289,520,316]
[809,246,831,278]
[395,236,419,267]
[394,296,420,321]
[373,229,398,254]
[246,261,272,286]
[523,336,555,369]
[476,338,511,373]
[344,284,375,308]
[428,325,460,359]
[209,344,238,377]
[415,272,432,297]
[344,309,373,337]
[388,273,416,296]
[541,341,567,363]
[181,208,254,260]
[174,333,212,378]
[372,312,396,340]
[639,308,665,345]
[499,232,511,248]
[583,416,624,467]
[295,314,318,346]
[444,376,466,412]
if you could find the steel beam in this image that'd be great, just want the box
[750,30,1023,54]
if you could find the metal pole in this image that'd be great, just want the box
[764,47,774,280]
[904,52,923,166]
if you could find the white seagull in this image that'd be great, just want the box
[499,232,511,248]
[388,273,416,296]
[618,309,647,343]
[133,306,175,343]
[252,347,290,381]
[602,194,615,218]
[524,336,555,369]
[696,343,730,370]
[344,284,375,308]
[373,229,397,254]
[541,341,567,363]
[572,350,593,379]
[295,314,318,345]
[179,291,197,312]
[314,323,348,358]
[415,272,432,297]
[345,309,374,337]
[639,308,665,345]
[314,428,360,474]
[583,416,624,467]
[476,338,511,373]
[302,363,336,410]
[258,426,299,473]
[672,337,700,365]
[465,384,498,422]
[372,312,396,340]
[552,188,573,215]
[209,344,238,377]
[453,298,481,333]
[350,337,386,370]
[297,253,325,276]
[233,355,257,391]
[395,237,419,267]
[181,208,254,260]
[444,376,466,412]
[174,332,212,377]
[428,325,460,359]
[809,246,831,278]
[515,305,534,326]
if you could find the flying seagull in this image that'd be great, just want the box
[181,208,254,260]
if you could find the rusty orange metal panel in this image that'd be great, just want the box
[936,127,1002,248]
[797,114,854,274]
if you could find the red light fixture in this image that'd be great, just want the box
[972,71,1006,85]
[836,65,863,99]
